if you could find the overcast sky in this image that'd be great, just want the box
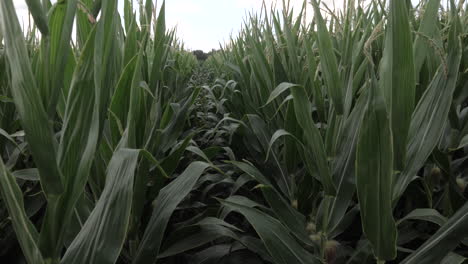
[12,1,347,51]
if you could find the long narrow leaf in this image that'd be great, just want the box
[356,74,397,261]
[61,149,140,264]
[0,0,63,196]
[402,202,468,264]
[310,0,344,114]
[0,158,44,264]
[381,0,416,170]
[393,13,462,201]
[221,200,320,264]
[133,161,210,264]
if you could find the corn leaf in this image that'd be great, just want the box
[38,27,98,259]
[12,168,40,181]
[381,0,416,170]
[393,12,462,201]
[229,161,313,246]
[356,73,397,261]
[401,202,468,264]
[0,158,45,264]
[61,149,140,264]
[47,0,79,116]
[397,208,447,226]
[441,253,466,264]
[310,0,344,114]
[328,91,367,234]
[0,0,63,197]
[413,0,441,79]
[266,82,335,195]
[220,200,321,264]
[24,0,49,36]
[133,161,210,264]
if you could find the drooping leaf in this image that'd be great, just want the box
[265,82,335,195]
[158,217,242,258]
[401,202,468,264]
[221,200,321,264]
[230,161,313,246]
[133,161,210,264]
[12,168,40,181]
[397,208,447,226]
[0,127,18,148]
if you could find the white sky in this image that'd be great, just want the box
[12,1,349,52]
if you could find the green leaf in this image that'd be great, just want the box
[12,168,40,181]
[76,0,94,47]
[47,0,79,115]
[61,149,140,264]
[328,92,367,234]
[219,195,270,220]
[159,135,193,177]
[261,186,315,246]
[191,244,247,264]
[39,27,98,259]
[381,0,416,170]
[0,0,63,197]
[109,55,139,146]
[230,161,313,246]
[0,158,45,264]
[93,0,121,120]
[220,200,320,264]
[290,84,335,195]
[0,95,13,103]
[401,202,468,264]
[126,51,146,148]
[148,0,167,93]
[123,10,138,66]
[441,253,466,264]
[393,12,463,201]
[397,209,447,226]
[25,0,49,36]
[264,82,296,106]
[133,161,210,264]
[310,0,344,114]
[246,114,291,197]
[356,73,397,261]
[413,0,441,79]
[456,134,468,150]
[0,128,18,148]
[266,83,335,195]
[265,129,302,162]
[158,218,242,258]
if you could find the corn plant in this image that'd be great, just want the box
[1,0,468,263]
[0,0,222,263]
[210,0,468,263]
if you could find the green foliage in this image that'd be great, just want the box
[1,0,468,263]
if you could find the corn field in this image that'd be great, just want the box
[0,0,467,263]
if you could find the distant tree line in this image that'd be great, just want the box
[192,49,218,61]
